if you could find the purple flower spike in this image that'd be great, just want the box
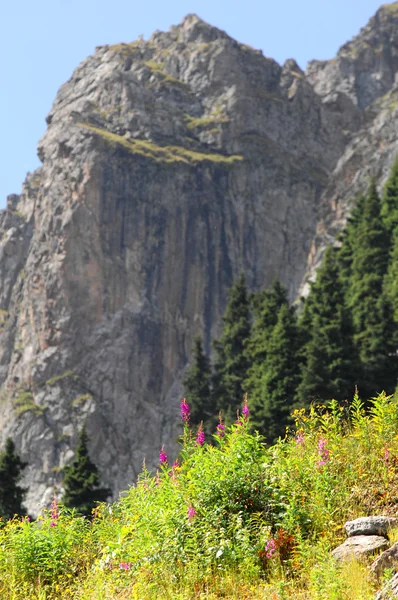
[188,505,197,520]
[317,437,329,467]
[216,412,225,438]
[180,398,190,423]
[159,445,168,465]
[242,396,249,420]
[296,431,304,446]
[195,422,205,447]
[265,538,276,559]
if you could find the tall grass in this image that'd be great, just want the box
[1,392,398,598]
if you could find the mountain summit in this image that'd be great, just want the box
[1,6,398,512]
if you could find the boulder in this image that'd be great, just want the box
[332,535,388,561]
[375,572,398,599]
[345,516,398,538]
[371,543,398,580]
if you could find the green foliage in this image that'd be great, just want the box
[45,370,78,387]
[1,394,398,597]
[344,180,397,396]
[0,438,27,520]
[212,274,252,423]
[13,391,44,417]
[297,247,358,405]
[77,122,243,165]
[255,304,301,443]
[381,157,398,235]
[183,337,213,432]
[62,427,110,517]
[245,280,298,440]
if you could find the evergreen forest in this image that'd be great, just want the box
[184,162,398,444]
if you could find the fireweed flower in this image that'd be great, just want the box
[265,538,276,559]
[384,446,390,464]
[195,422,205,446]
[188,505,197,520]
[242,395,249,420]
[216,412,226,439]
[180,398,190,423]
[318,437,330,467]
[119,562,132,570]
[159,445,168,465]
[296,431,304,446]
[50,496,59,527]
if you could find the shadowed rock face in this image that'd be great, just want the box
[1,6,398,513]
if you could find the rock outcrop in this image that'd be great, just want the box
[1,5,398,513]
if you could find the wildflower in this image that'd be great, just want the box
[242,395,249,420]
[50,495,59,527]
[216,413,226,438]
[384,446,390,464]
[180,398,190,423]
[317,437,330,467]
[296,431,304,446]
[119,562,132,570]
[265,538,276,559]
[195,422,205,446]
[159,445,168,465]
[188,505,197,520]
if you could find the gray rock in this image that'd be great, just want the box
[345,517,398,539]
[332,535,388,561]
[376,572,398,599]
[1,6,398,514]
[371,543,398,580]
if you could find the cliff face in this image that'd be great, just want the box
[2,6,398,513]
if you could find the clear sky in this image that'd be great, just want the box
[1,0,388,207]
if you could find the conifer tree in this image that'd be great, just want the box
[212,274,251,423]
[62,427,110,517]
[245,279,290,429]
[0,438,27,520]
[385,230,398,325]
[346,180,397,396]
[255,304,301,443]
[183,336,213,432]
[381,157,398,236]
[297,247,358,405]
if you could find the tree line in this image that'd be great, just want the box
[0,428,109,520]
[184,160,398,442]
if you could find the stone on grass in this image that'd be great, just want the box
[371,542,398,579]
[344,516,398,538]
[375,572,398,599]
[332,535,388,561]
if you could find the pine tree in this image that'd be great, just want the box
[255,304,301,443]
[297,247,359,405]
[62,427,110,517]
[0,438,27,520]
[245,279,290,429]
[381,157,398,236]
[183,336,213,432]
[212,274,252,423]
[346,180,397,396]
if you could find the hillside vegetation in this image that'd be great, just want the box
[1,393,398,599]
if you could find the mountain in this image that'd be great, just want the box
[1,5,398,513]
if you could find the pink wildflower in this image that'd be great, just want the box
[296,431,304,446]
[50,495,59,527]
[216,412,225,438]
[159,445,168,465]
[188,505,197,520]
[317,437,330,467]
[265,538,276,559]
[242,395,249,420]
[119,562,132,570]
[180,398,190,423]
[195,422,205,446]
[384,446,390,464]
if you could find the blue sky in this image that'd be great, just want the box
[1,0,387,207]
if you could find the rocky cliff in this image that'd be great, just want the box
[2,5,398,513]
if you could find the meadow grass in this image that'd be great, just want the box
[1,392,398,598]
